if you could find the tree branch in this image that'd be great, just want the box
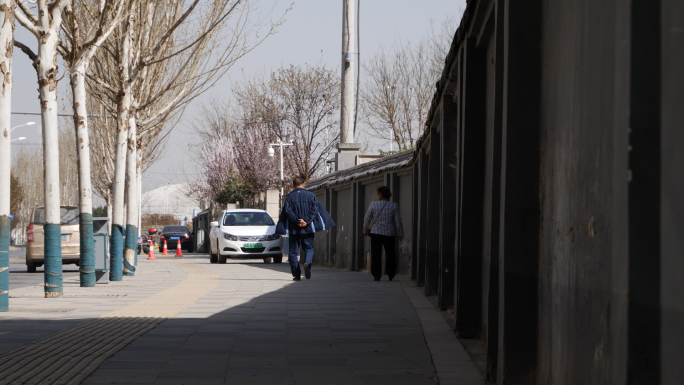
[14,6,40,37]
[14,40,37,62]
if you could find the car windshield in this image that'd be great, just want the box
[224,212,275,226]
[162,226,189,233]
[32,208,80,226]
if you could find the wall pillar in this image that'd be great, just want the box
[455,37,487,337]
[411,161,420,281]
[660,1,684,383]
[496,0,542,382]
[439,85,459,310]
[352,182,366,271]
[425,125,442,296]
[416,149,429,286]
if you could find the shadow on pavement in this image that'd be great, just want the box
[0,254,444,385]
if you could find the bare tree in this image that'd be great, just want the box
[427,15,460,81]
[359,15,458,152]
[0,0,15,311]
[11,146,43,245]
[87,0,286,279]
[58,125,79,207]
[60,0,128,287]
[15,0,72,298]
[232,64,340,180]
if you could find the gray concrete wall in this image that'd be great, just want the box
[308,165,414,277]
[305,0,683,382]
[361,178,383,272]
[536,1,627,383]
[332,187,353,269]
[396,172,413,275]
[661,1,684,383]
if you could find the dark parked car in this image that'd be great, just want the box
[158,225,193,253]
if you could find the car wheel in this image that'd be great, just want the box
[218,253,227,264]
[263,257,272,264]
[27,263,36,273]
[274,256,283,264]
[143,245,150,254]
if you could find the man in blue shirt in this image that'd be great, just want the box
[277,175,335,281]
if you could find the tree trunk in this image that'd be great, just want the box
[124,116,138,276]
[71,65,95,287]
[38,19,63,298]
[0,0,14,312]
[106,195,112,233]
[110,24,131,282]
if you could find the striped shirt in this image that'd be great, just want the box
[362,200,404,237]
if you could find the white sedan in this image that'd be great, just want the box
[209,209,284,264]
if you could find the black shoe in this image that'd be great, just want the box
[374,277,380,281]
[293,276,301,281]
[304,263,311,279]
[388,276,394,281]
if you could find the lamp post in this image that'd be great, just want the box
[268,139,293,204]
[10,122,35,132]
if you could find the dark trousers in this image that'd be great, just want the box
[288,233,314,278]
[370,234,396,279]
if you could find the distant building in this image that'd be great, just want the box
[141,183,200,224]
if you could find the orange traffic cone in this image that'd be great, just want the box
[147,239,155,260]
[162,239,168,255]
[175,239,183,257]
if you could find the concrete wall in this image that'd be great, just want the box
[308,155,414,278]
[536,1,628,383]
[361,178,383,272]
[306,0,683,383]
[396,172,413,275]
[332,187,353,269]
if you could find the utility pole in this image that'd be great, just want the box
[336,0,361,171]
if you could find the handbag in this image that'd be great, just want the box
[364,201,389,237]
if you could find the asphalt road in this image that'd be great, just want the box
[8,248,80,290]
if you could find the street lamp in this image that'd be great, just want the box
[10,137,26,142]
[268,139,293,204]
[10,122,35,132]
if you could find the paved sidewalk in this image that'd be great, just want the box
[0,254,484,384]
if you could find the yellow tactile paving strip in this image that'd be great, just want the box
[0,262,220,385]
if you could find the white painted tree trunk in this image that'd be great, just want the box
[137,151,142,231]
[71,64,96,287]
[112,111,128,232]
[0,0,14,312]
[124,115,138,275]
[72,67,92,217]
[110,22,132,281]
[38,9,64,298]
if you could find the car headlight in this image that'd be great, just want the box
[223,233,238,241]
[264,233,280,241]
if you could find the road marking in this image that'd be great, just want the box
[0,262,220,385]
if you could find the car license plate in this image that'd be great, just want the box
[170,236,179,240]
[61,235,67,241]
[244,243,262,249]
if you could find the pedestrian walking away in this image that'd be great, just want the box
[363,186,404,281]
[276,175,335,281]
